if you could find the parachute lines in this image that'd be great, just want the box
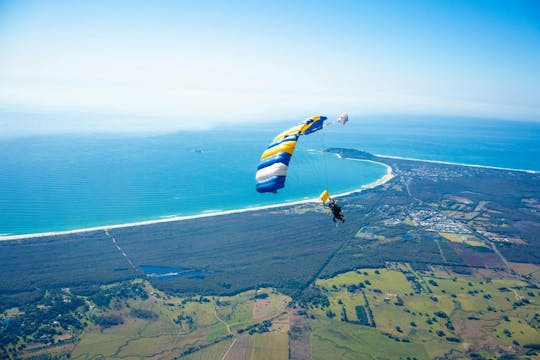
[255,116,328,193]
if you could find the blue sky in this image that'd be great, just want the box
[1,0,539,132]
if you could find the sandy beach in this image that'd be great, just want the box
[331,155,395,197]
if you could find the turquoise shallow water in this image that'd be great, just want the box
[0,115,538,236]
[0,130,385,235]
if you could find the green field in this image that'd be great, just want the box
[318,268,413,294]
[65,283,292,360]
[247,333,288,360]
[216,290,255,328]
[6,262,540,360]
[182,339,234,360]
[309,267,540,359]
[4,150,540,360]
[3,150,540,359]
[311,317,430,360]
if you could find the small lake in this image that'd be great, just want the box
[140,265,206,280]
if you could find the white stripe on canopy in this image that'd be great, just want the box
[255,162,288,182]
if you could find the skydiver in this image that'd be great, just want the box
[326,198,345,224]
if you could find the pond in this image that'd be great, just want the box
[139,265,207,280]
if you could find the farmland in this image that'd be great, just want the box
[312,268,540,359]
[69,284,290,360]
[3,264,538,359]
[1,149,539,359]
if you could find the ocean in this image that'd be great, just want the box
[1,115,539,236]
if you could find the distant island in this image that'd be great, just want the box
[1,149,539,359]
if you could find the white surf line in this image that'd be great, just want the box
[330,154,395,198]
[0,156,396,242]
[376,154,539,174]
[104,230,138,273]
[0,200,318,242]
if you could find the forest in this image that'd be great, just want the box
[1,149,539,311]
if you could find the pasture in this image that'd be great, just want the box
[310,317,430,360]
[247,333,288,360]
[309,267,540,358]
[70,281,292,360]
[6,262,539,360]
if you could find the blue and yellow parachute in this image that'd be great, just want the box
[255,115,328,193]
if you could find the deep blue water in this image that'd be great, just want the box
[327,116,540,170]
[0,115,538,236]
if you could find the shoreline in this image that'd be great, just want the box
[0,158,394,241]
[375,154,539,174]
[3,152,536,242]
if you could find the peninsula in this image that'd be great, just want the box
[1,149,539,359]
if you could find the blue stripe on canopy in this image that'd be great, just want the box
[256,176,286,193]
[255,115,328,193]
[302,116,327,135]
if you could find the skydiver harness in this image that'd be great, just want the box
[320,190,345,223]
[328,200,345,223]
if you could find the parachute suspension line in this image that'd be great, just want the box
[255,115,327,193]
[318,113,348,192]
[322,113,348,129]
[255,114,347,194]
[292,132,320,196]
[301,132,326,196]
[318,125,330,192]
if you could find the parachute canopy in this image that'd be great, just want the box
[255,115,328,193]
[320,189,330,203]
[337,113,348,125]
